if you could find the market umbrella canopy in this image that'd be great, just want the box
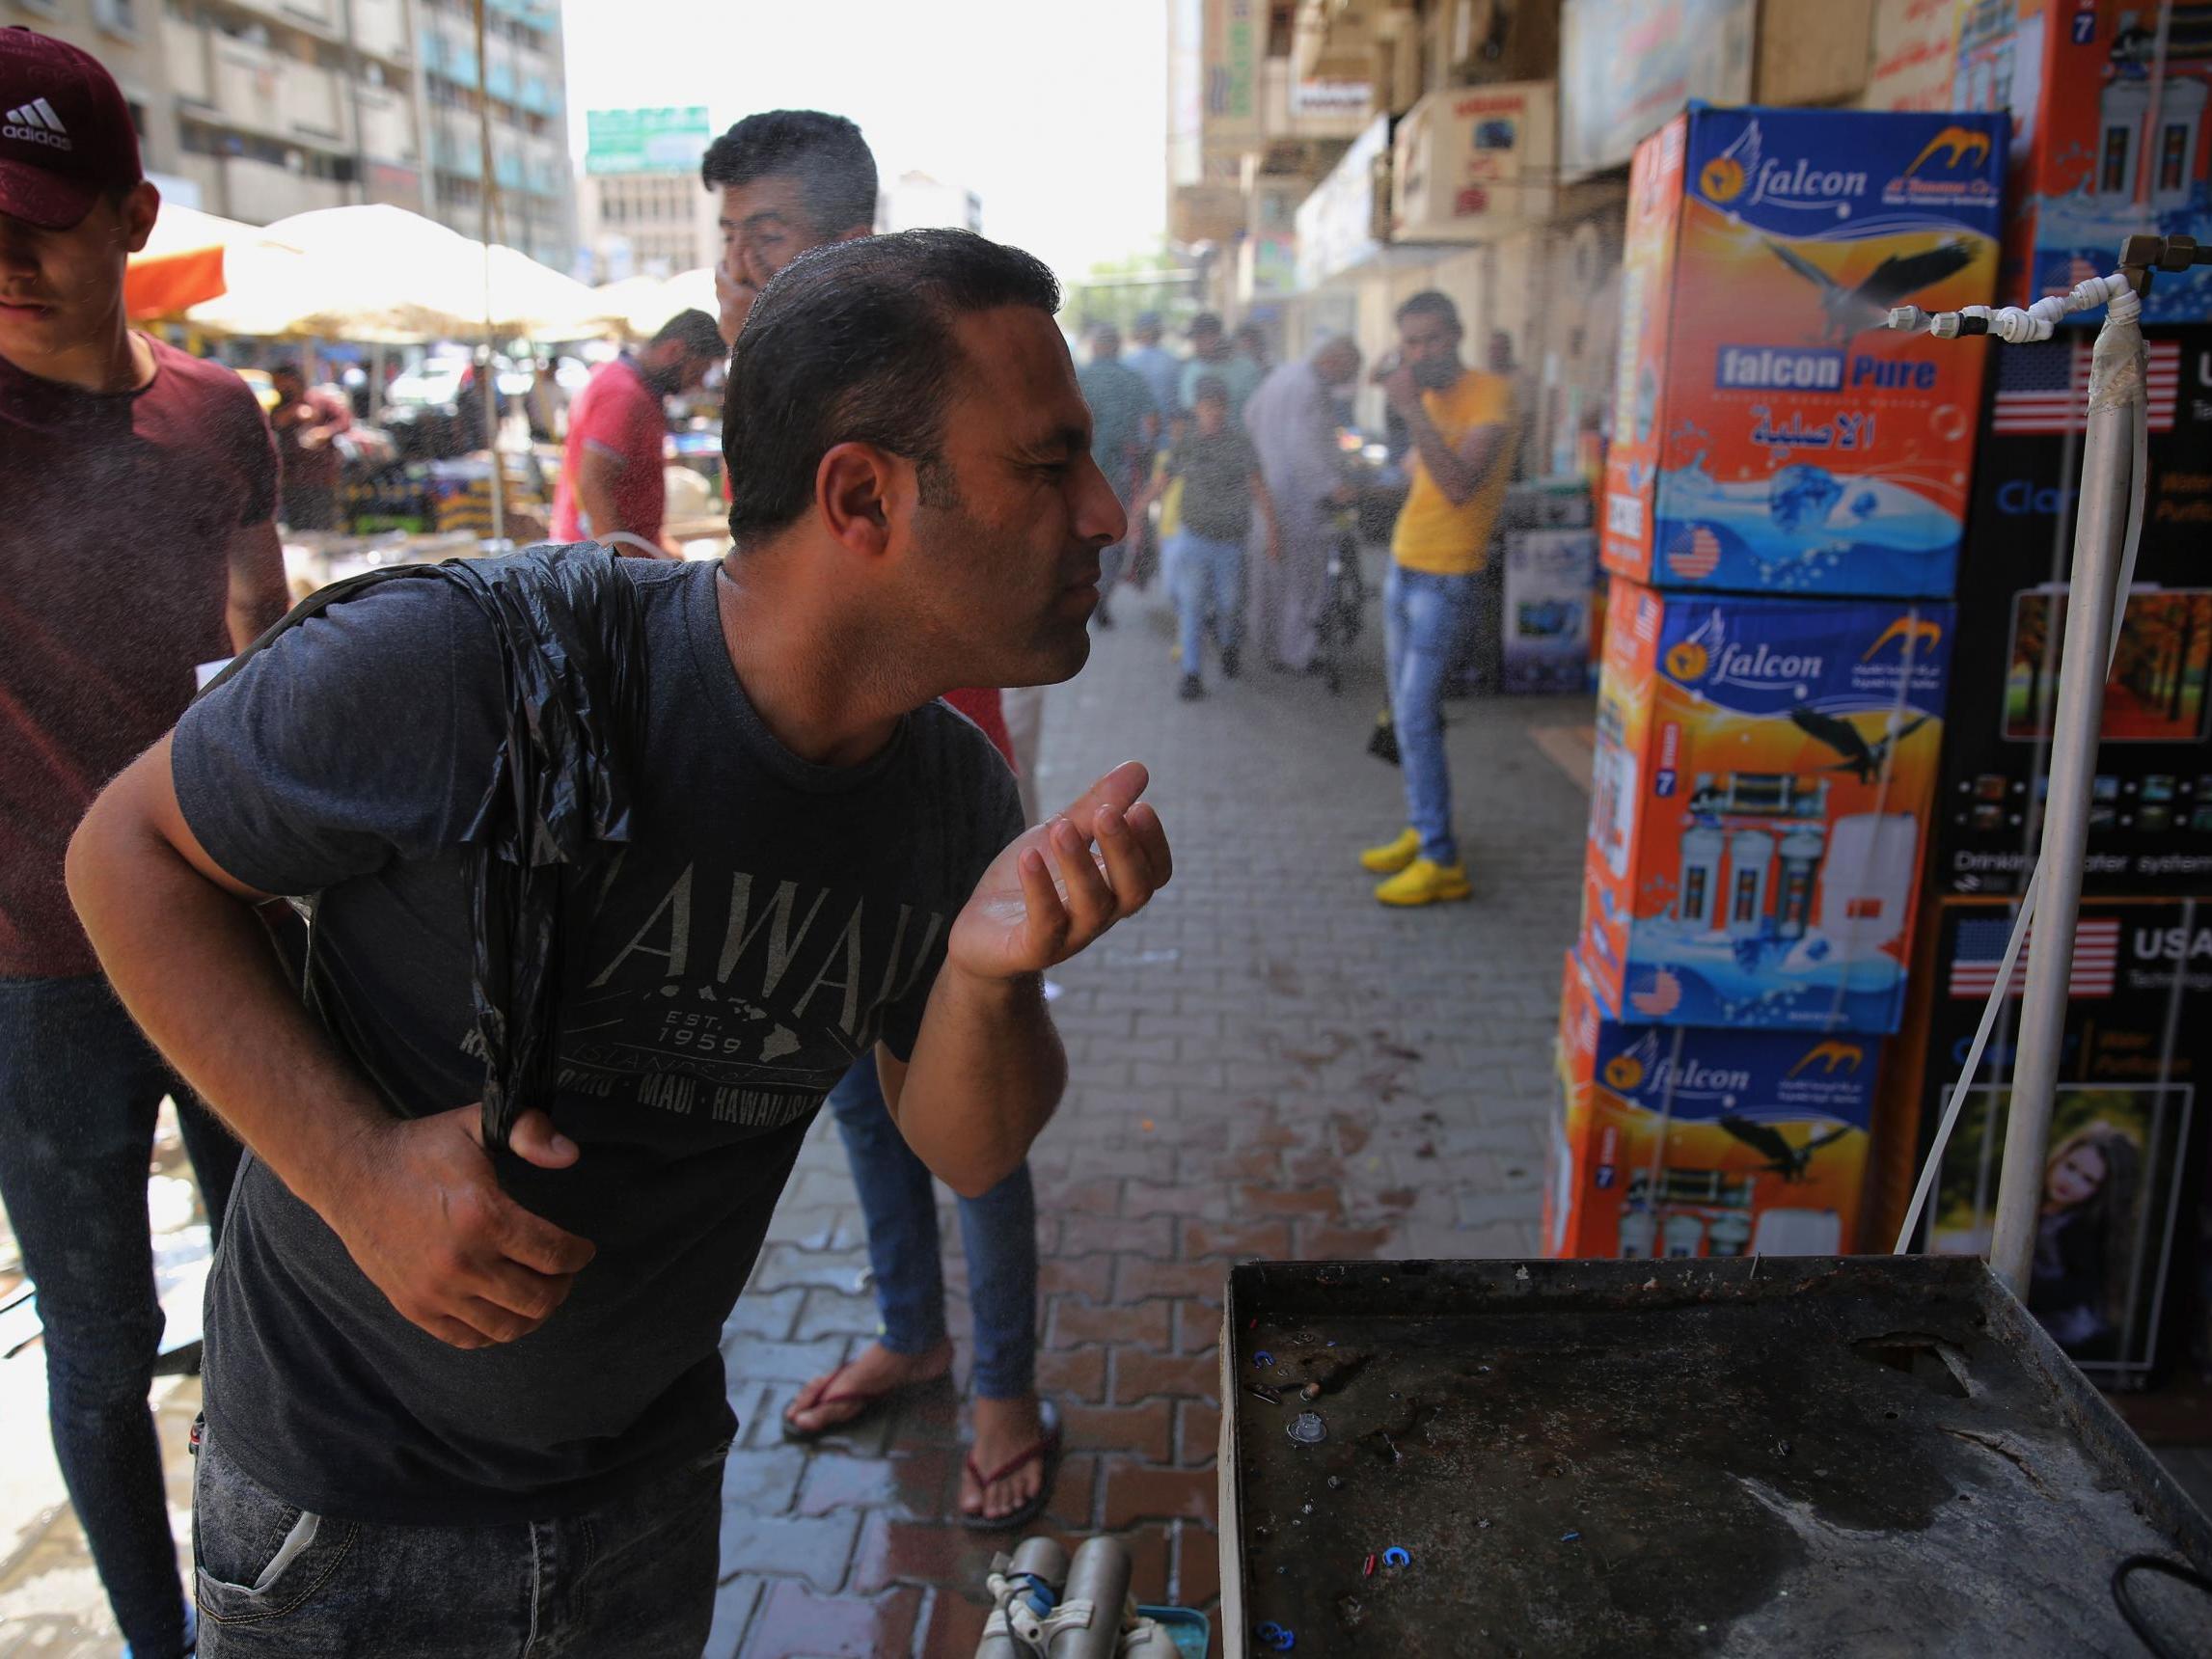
[589,266,717,340]
[123,204,301,320]
[185,204,609,342]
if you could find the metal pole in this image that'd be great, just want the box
[1987,315,2143,1295]
[473,0,505,545]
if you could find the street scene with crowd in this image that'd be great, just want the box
[6,2,2212,1655]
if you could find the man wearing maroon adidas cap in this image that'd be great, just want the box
[0,26,287,1659]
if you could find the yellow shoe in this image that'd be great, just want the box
[1376,857,1472,907]
[1360,827,1422,874]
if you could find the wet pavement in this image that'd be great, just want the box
[0,558,1600,1656]
[704,569,1594,1655]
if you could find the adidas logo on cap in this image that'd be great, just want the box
[3,95,72,150]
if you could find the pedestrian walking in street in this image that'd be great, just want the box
[701,109,1065,1525]
[1120,311,1182,591]
[1124,310,1182,422]
[68,230,1167,1656]
[1243,336,1361,674]
[1361,290,1514,907]
[1178,311,1261,423]
[524,356,566,442]
[548,309,723,558]
[1235,320,1270,379]
[266,362,351,531]
[1075,321,1158,630]
[0,28,288,1659]
[1136,375,1280,701]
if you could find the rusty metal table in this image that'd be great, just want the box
[1218,1257,2212,1657]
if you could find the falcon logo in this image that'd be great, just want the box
[1788,1041,1865,1076]
[1603,1054,1645,1091]
[3,96,71,150]
[1701,155,1746,203]
[1664,640,1709,682]
[1904,125,1991,176]
[1862,615,1943,660]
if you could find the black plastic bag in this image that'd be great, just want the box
[199,543,645,1149]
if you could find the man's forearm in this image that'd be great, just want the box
[895,966,1064,1198]
[226,522,291,652]
[226,594,286,653]
[67,762,395,1216]
[1405,403,1475,503]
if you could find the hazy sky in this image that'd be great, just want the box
[560,0,1169,279]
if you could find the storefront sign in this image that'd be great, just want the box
[1295,113,1388,289]
[1292,78,1371,120]
[1204,0,1262,149]
[1239,231,1298,299]
[585,107,711,177]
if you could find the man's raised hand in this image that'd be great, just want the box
[947,761,1172,982]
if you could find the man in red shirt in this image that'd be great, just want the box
[267,361,351,530]
[550,309,723,558]
[0,26,287,1659]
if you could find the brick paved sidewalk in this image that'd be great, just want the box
[710,574,1593,1656]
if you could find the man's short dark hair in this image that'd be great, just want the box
[651,308,725,359]
[1188,312,1223,336]
[723,229,1062,543]
[700,110,877,237]
[1397,290,1462,332]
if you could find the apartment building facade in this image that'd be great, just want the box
[4,0,570,269]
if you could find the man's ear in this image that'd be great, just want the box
[814,441,902,559]
[121,179,160,255]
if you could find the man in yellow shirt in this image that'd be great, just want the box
[1361,291,1515,906]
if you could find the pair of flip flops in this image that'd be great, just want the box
[781,1365,1062,1533]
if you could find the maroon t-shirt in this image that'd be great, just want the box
[0,337,280,977]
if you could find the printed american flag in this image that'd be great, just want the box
[1630,968,1683,1018]
[1947,916,2119,998]
[1666,525,1721,580]
[1992,340,2180,434]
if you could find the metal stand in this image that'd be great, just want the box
[1987,301,2145,1294]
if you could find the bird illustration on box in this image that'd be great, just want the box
[1789,706,1930,785]
[1717,1114,1854,1181]
[1761,237,1977,340]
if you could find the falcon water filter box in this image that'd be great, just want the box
[1600,104,2004,598]
[1546,953,1881,1259]
[1951,0,2212,323]
[1579,580,1953,1033]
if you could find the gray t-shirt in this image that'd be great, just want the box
[173,555,1022,1522]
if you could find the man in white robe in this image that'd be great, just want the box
[1243,337,1362,673]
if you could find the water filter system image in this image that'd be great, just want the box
[1548,956,1880,1258]
[1582,584,1953,1033]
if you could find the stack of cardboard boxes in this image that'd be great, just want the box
[1884,4,2212,1386]
[1545,103,2007,1261]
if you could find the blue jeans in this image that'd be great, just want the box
[191,1424,721,1656]
[1170,530,1245,679]
[0,974,244,1659]
[826,1058,1037,1399]
[1384,564,1479,866]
